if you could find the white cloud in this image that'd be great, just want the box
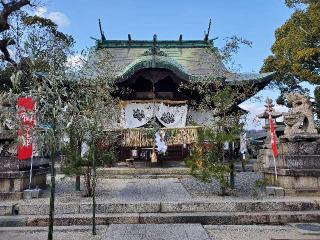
[35,6,47,17]
[47,12,70,27]
[67,54,84,69]
[34,7,70,28]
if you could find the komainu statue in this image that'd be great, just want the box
[284,93,318,136]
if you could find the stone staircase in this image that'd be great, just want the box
[1,199,320,227]
[96,167,191,179]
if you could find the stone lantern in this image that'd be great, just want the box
[256,98,284,170]
[262,93,320,196]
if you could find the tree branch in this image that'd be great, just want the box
[0,0,30,32]
[0,0,31,67]
[0,37,17,67]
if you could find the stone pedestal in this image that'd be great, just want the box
[257,148,276,169]
[0,156,49,200]
[262,133,320,196]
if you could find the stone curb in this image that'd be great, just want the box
[139,211,320,225]
[97,168,190,175]
[0,225,105,233]
[0,216,27,227]
[4,199,318,216]
[160,200,320,213]
[26,213,139,226]
[79,202,160,214]
[3,210,320,226]
[100,174,190,179]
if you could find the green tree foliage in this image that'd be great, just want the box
[0,6,74,92]
[182,35,251,195]
[61,49,119,235]
[261,1,320,93]
[0,3,74,240]
[184,85,245,196]
[285,0,318,8]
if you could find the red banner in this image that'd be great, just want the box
[17,97,36,160]
[269,114,278,157]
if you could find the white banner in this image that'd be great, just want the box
[156,103,188,128]
[121,103,154,128]
[121,102,188,128]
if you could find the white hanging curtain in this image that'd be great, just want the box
[121,101,188,129]
[121,103,155,128]
[156,103,188,128]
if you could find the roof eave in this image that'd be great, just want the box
[96,39,215,49]
[225,72,275,86]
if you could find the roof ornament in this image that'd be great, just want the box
[179,34,183,42]
[128,34,132,42]
[98,19,106,42]
[204,19,211,42]
[153,34,157,45]
[142,34,167,56]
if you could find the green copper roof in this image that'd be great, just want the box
[96,39,215,49]
[119,55,194,82]
[93,38,274,87]
[226,72,275,85]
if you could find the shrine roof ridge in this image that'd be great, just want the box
[96,39,215,49]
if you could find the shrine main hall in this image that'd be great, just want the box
[93,30,274,163]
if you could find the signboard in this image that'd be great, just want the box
[17,97,36,160]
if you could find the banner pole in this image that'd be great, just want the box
[29,152,33,189]
[272,154,278,183]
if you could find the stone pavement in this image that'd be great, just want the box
[102,224,211,240]
[0,172,268,204]
[2,224,320,240]
[205,224,320,240]
[36,177,195,203]
[118,179,192,202]
[0,225,104,240]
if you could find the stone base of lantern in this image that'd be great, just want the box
[261,133,320,196]
[263,168,320,196]
[0,156,49,200]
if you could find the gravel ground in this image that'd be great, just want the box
[40,172,267,203]
[180,172,267,199]
[3,171,288,205]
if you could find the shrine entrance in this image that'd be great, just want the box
[115,66,198,165]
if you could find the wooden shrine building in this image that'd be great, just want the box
[93,28,274,163]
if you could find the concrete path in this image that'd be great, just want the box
[102,224,211,240]
[205,224,320,240]
[1,224,320,240]
[37,177,194,203]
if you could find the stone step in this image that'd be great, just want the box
[1,210,320,226]
[96,167,190,178]
[139,211,320,225]
[0,225,104,233]
[103,224,211,240]
[102,174,190,179]
[160,200,320,213]
[1,200,319,216]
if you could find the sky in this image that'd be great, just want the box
[35,0,315,129]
